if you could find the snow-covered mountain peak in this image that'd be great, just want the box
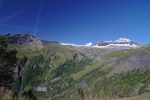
[115,38,132,43]
[85,42,93,46]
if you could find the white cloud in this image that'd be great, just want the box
[85,42,93,46]
[60,43,83,46]
[61,42,93,47]
[115,38,132,43]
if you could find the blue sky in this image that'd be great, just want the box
[0,0,150,44]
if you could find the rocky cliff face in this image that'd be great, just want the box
[1,33,59,45]
[18,57,28,86]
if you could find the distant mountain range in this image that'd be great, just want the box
[61,38,139,48]
[0,33,140,48]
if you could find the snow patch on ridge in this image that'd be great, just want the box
[85,42,93,46]
[60,43,83,46]
[115,38,132,43]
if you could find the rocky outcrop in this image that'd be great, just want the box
[0,33,59,46]
[18,57,28,85]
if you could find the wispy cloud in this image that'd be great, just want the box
[61,42,93,47]
[0,24,33,31]
[60,43,83,46]
[34,0,45,36]
[0,10,23,23]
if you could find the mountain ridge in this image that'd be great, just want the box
[0,33,141,49]
[0,33,59,45]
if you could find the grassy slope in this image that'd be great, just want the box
[57,46,150,99]
[85,93,150,100]
[72,46,150,80]
[11,43,150,99]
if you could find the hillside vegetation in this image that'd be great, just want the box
[1,34,150,100]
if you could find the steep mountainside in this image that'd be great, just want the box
[1,33,150,100]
